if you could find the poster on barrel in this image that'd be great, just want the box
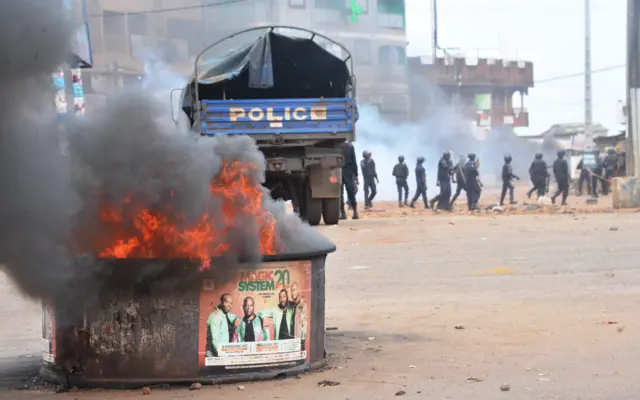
[198,261,312,372]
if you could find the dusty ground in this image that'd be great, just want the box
[2,189,640,399]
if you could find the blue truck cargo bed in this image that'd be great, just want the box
[200,98,355,135]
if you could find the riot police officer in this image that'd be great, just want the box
[338,141,359,220]
[551,149,570,205]
[430,151,454,210]
[392,155,410,207]
[409,156,428,208]
[360,150,378,209]
[450,155,467,207]
[464,153,481,210]
[527,153,548,199]
[500,154,519,205]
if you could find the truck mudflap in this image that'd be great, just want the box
[309,165,341,199]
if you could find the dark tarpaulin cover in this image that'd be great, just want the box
[197,32,274,88]
[184,31,350,117]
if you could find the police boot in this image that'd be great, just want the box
[340,205,347,220]
[404,200,409,206]
[398,201,403,207]
[352,204,360,220]
[429,198,436,209]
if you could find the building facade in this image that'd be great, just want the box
[84,0,409,119]
[408,55,534,129]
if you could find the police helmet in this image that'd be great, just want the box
[504,154,512,163]
[417,156,425,164]
[534,153,543,160]
[398,155,405,163]
[443,150,451,159]
[362,150,371,158]
[468,153,476,161]
[557,149,566,158]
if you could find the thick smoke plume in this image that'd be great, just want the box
[355,77,559,200]
[0,0,330,309]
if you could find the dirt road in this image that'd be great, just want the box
[2,210,640,399]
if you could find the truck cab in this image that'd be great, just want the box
[178,26,358,226]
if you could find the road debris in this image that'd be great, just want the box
[500,383,511,391]
[189,383,202,390]
[395,390,406,396]
[409,365,416,369]
[604,321,618,325]
[326,326,338,331]
[238,385,245,390]
[467,377,483,382]
[318,380,341,387]
[454,324,465,330]
[609,227,619,231]
[368,336,376,341]
[142,386,151,395]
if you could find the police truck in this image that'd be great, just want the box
[177,26,358,226]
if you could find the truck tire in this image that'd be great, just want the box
[304,185,323,226]
[322,198,340,225]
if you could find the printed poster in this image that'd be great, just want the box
[42,303,56,364]
[198,261,312,371]
[71,68,85,116]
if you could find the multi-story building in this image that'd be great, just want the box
[408,55,534,129]
[84,0,409,119]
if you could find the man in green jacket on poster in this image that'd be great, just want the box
[238,297,269,342]
[205,293,240,357]
[258,289,294,341]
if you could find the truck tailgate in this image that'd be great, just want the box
[200,98,355,135]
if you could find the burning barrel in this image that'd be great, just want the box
[39,242,334,387]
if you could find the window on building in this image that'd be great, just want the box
[378,45,406,65]
[377,13,404,28]
[377,0,404,14]
[289,0,306,7]
[167,18,204,57]
[344,0,368,11]
[102,10,126,35]
[104,35,127,53]
[315,0,345,10]
[127,13,147,36]
[354,40,372,65]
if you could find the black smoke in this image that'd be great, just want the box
[0,0,331,309]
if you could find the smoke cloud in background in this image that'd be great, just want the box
[0,0,331,310]
[354,76,561,201]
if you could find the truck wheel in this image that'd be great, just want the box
[322,198,340,225]
[304,185,323,226]
[305,198,323,226]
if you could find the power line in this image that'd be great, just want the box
[536,64,625,84]
[89,0,246,18]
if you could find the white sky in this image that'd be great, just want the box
[405,0,626,134]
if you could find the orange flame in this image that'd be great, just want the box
[94,161,278,269]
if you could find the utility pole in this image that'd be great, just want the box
[584,0,594,150]
[628,0,640,176]
[431,0,438,63]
